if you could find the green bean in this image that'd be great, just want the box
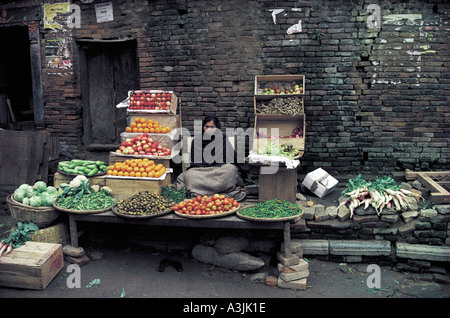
[55,191,117,211]
[240,199,302,219]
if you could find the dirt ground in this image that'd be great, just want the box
[0,213,449,300]
[1,181,450,302]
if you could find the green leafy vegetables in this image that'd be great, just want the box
[0,222,39,257]
[160,186,186,204]
[240,199,302,219]
[54,175,117,211]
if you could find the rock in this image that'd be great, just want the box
[191,244,265,271]
[420,209,437,218]
[89,251,104,261]
[412,180,423,189]
[380,214,398,223]
[265,276,278,287]
[244,239,276,254]
[214,235,249,254]
[63,245,85,258]
[296,193,307,201]
[434,205,450,215]
[250,272,267,283]
[277,277,307,290]
[402,211,419,222]
[433,274,450,284]
[314,205,329,221]
[301,207,315,220]
[354,205,377,216]
[400,182,413,190]
[337,204,350,221]
[326,206,337,219]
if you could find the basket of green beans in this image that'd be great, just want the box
[237,199,302,222]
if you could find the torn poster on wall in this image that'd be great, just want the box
[269,8,302,34]
[43,2,69,30]
[45,38,72,69]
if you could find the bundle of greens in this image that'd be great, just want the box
[0,222,39,257]
[338,175,423,218]
[55,175,117,211]
[160,186,186,204]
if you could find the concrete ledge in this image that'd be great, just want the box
[396,242,450,262]
[329,240,391,256]
[294,239,329,255]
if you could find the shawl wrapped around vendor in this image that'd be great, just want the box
[176,116,246,197]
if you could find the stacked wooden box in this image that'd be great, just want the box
[253,75,306,203]
[54,90,180,201]
[106,90,180,199]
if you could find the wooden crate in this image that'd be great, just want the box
[405,170,450,204]
[253,114,305,157]
[53,173,171,201]
[0,241,64,290]
[258,166,297,203]
[126,114,180,131]
[53,172,106,188]
[105,173,171,201]
[127,90,178,114]
[254,75,305,99]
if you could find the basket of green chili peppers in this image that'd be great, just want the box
[237,199,302,222]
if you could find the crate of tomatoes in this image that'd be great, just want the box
[172,194,240,218]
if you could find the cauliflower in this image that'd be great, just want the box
[91,185,100,192]
[69,175,87,188]
[100,186,113,195]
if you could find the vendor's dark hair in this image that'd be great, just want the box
[202,115,221,130]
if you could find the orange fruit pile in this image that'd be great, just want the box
[125,117,171,134]
[106,158,166,178]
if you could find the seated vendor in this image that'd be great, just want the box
[176,115,247,201]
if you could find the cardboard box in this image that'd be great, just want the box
[302,168,339,198]
[0,241,64,290]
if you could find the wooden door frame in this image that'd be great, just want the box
[77,38,138,151]
[0,13,44,128]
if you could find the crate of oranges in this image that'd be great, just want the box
[106,159,167,180]
[124,117,173,135]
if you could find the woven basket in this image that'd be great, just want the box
[7,195,60,228]
[12,221,70,245]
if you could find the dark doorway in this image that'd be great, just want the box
[78,39,139,151]
[0,26,33,128]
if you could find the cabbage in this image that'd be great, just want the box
[22,197,30,205]
[40,192,55,206]
[29,195,42,207]
[25,187,36,198]
[33,181,47,193]
[46,186,58,196]
[19,184,31,192]
[13,188,26,203]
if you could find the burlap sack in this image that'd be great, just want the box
[176,163,238,196]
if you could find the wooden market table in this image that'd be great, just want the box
[66,203,297,258]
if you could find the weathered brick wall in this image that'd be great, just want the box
[37,0,449,173]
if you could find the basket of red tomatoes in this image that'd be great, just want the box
[172,194,240,219]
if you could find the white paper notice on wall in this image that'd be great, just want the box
[95,2,114,23]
